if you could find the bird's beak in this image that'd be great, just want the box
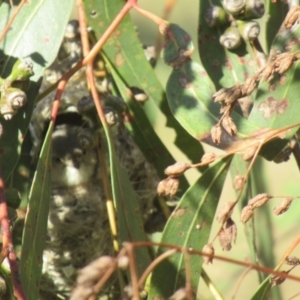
[66,159,81,169]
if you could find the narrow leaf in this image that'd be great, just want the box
[105,127,151,275]
[20,122,53,299]
[148,158,231,298]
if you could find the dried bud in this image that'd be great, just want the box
[117,255,129,270]
[202,244,215,264]
[211,124,222,144]
[157,177,179,197]
[201,152,216,164]
[216,201,235,223]
[285,256,300,266]
[273,198,293,216]
[258,63,275,82]
[213,86,243,105]
[242,76,257,95]
[242,145,258,161]
[240,206,254,223]
[218,228,232,251]
[284,6,300,29]
[270,271,287,287]
[274,53,296,74]
[224,218,237,244]
[164,162,191,177]
[169,288,187,300]
[222,115,237,135]
[248,193,271,209]
[233,175,246,190]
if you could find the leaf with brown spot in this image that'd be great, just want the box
[148,158,231,298]
[248,22,300,160]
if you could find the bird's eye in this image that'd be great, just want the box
[52,157,61,164]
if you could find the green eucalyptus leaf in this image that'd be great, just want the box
[148,158,231,298]
[83,0,204,173]
[166,60,218,140]
[0,0,73,181]
[160,23,194,67]
[199,0,259,107]
[105,126,151,276]
[264,1,288,52]
[20,122,53,300]
[251,276,272,300]
[165,60,260,147]
[248,23,300,160]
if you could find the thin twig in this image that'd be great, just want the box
[183,249,193,300]
[124,243,140,299]
[131,241,300,283]
[231,265,253,300]
[51,0,134,121]
[138,248,177,288]
[77,0,119,252]
[0,169,25,300]
[91,264,117,296]
[0,0,26,43]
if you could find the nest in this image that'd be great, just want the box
[32,21,159,300]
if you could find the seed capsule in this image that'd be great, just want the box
[205,5,229,28]
[222,115,237,135]
[220,25,242,50]
[237,20,260,41]
[218,228,232,251]
[211,124,222,145]
[77,128,98,149]
[222,0,246,17]
[270,272,287,287]
[243,0,265,19]
[6,88,27,109]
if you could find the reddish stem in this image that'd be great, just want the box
[0,0,27,43]
[131,241,300,283]
[0,169,25,300]
[51,0,133,122]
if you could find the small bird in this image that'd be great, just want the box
[51,124,98,188]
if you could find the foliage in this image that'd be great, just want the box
[0,0,300,299]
